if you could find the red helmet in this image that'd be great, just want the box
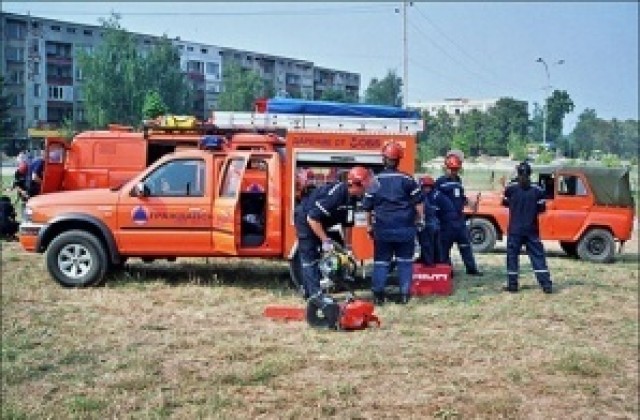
[295,168,315,190]
[445,154,462,170]
[17,161,28,174]
[347,166,370,186]
[420,175,435,187]
[382,142,404,160]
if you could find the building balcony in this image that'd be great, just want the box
[187,72,205,82]
[46,76,74,85]
[46,56,73,65]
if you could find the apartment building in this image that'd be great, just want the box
[409,98,498,118]
[1,12,361,138]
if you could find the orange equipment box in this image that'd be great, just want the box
[410,263,453,296]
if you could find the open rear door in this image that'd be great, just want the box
[40,138,67,194]
[211,152,249,255]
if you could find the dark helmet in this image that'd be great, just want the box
[516,161,532,177]
[347,166,370,186]
[419,175,435,187]
[382,142,404,160]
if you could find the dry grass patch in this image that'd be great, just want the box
[1,238,638,418]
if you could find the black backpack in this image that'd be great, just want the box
[0,196,19,238]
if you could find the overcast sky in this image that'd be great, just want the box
[4,2,638,133]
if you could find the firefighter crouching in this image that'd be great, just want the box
[502,161,553,294]
[294,166,371,299]
[417,175,449,266]
[435,151,483,276]
[362,142,425,305]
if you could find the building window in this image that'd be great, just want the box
[206,62,220,78]
[48,86,64,100]
[178,45,184,50]
[34,106,40,121]
[75,68,84,81]
[31,21,40,29]
[187,60,204,74]
[83,29,93,36]
[6,20,27,39]
[187,46,194,52]
[67,27,76,34]
[51,25,61,31]
[201,48,208,54]
[34,83,41,97]
[5,46,25,61]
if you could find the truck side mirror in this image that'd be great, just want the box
[131,182,149,198]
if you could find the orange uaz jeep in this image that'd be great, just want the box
[465,165,635,263]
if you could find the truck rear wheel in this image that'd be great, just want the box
[577,229,615,263]
[46,230,108,287]
[468,218,497,253]
[559,241,578,258]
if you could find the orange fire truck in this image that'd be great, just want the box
[20,102,424,288]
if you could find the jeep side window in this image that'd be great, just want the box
[144,159,205,197]
[557,175,587,196]
[538,174,555,199]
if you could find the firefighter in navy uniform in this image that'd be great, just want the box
[502,161,553,294]
[294,166,370,299]
[417,175,449,266]
[435,152,483,276]
[362,142,425,305]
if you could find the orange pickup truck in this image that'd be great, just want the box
[18,111,422,288]
[465,165,635,263]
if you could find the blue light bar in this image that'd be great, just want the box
[200,135,225,150]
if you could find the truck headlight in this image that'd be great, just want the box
[24,206,33,222]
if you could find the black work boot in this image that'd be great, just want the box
[466,269,484,276]
[542,285,553,294]
[502,285,518,293]
[398,294,411,305]
[373,291,386,305]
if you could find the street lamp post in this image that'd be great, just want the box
[536,57,564,149]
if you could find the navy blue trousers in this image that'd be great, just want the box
[506,233,552,290]
[372,239,415,296]
[417,223,443,265]
[441,223,478,272]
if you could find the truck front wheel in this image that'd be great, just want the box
[46,230,108,287]
[468,218,497,253]
[577,229,615,263]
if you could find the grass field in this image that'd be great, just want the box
[1,237,638,419]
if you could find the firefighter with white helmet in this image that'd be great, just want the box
[294,166,371,299]
[362,142,425,305]
[502,161,553,293]
[435,151,483,276]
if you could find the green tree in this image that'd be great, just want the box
[568,108,599,159]
[456,109,484,156]
[217,62,265,111]
[0,75,18,156]
[142,90,168,119]
[507,132,527,161]
[77,14,192,128]
[319,88,357,103]
[482,97,529,156]
[528,103,544,144]
[364,70,402,107]
[418,109,454,159]
[546,89,574,146]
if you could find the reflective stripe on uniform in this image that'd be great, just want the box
[534,269,549,273]
[507,271,518,275]
[327,184,341,196]
[396,258,414,263]
[315,201,330,216]
[302,260,319,267]
[374,261,391,266]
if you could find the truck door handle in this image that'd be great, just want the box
[189,208,203,212]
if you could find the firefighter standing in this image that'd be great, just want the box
[435,152,483,276]
[362,143,424,305]
[502,161,553,294]
[294,166,370,299]
[417,175,449,266]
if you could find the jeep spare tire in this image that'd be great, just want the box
[46,230,108,287]
[577,228,615,263]
[468,218,497,253]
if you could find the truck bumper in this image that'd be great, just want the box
[18,222,46,252]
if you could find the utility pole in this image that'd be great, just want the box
[403,1,408,108]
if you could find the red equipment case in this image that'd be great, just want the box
[410,263,453,296]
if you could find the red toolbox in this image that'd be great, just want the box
[410,263,453,296]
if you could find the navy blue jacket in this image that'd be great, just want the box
[502,181,546,235]
[362,168,423,240]
[435,174,467,215]
[27,157,44,197]
[296,182,355,239]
